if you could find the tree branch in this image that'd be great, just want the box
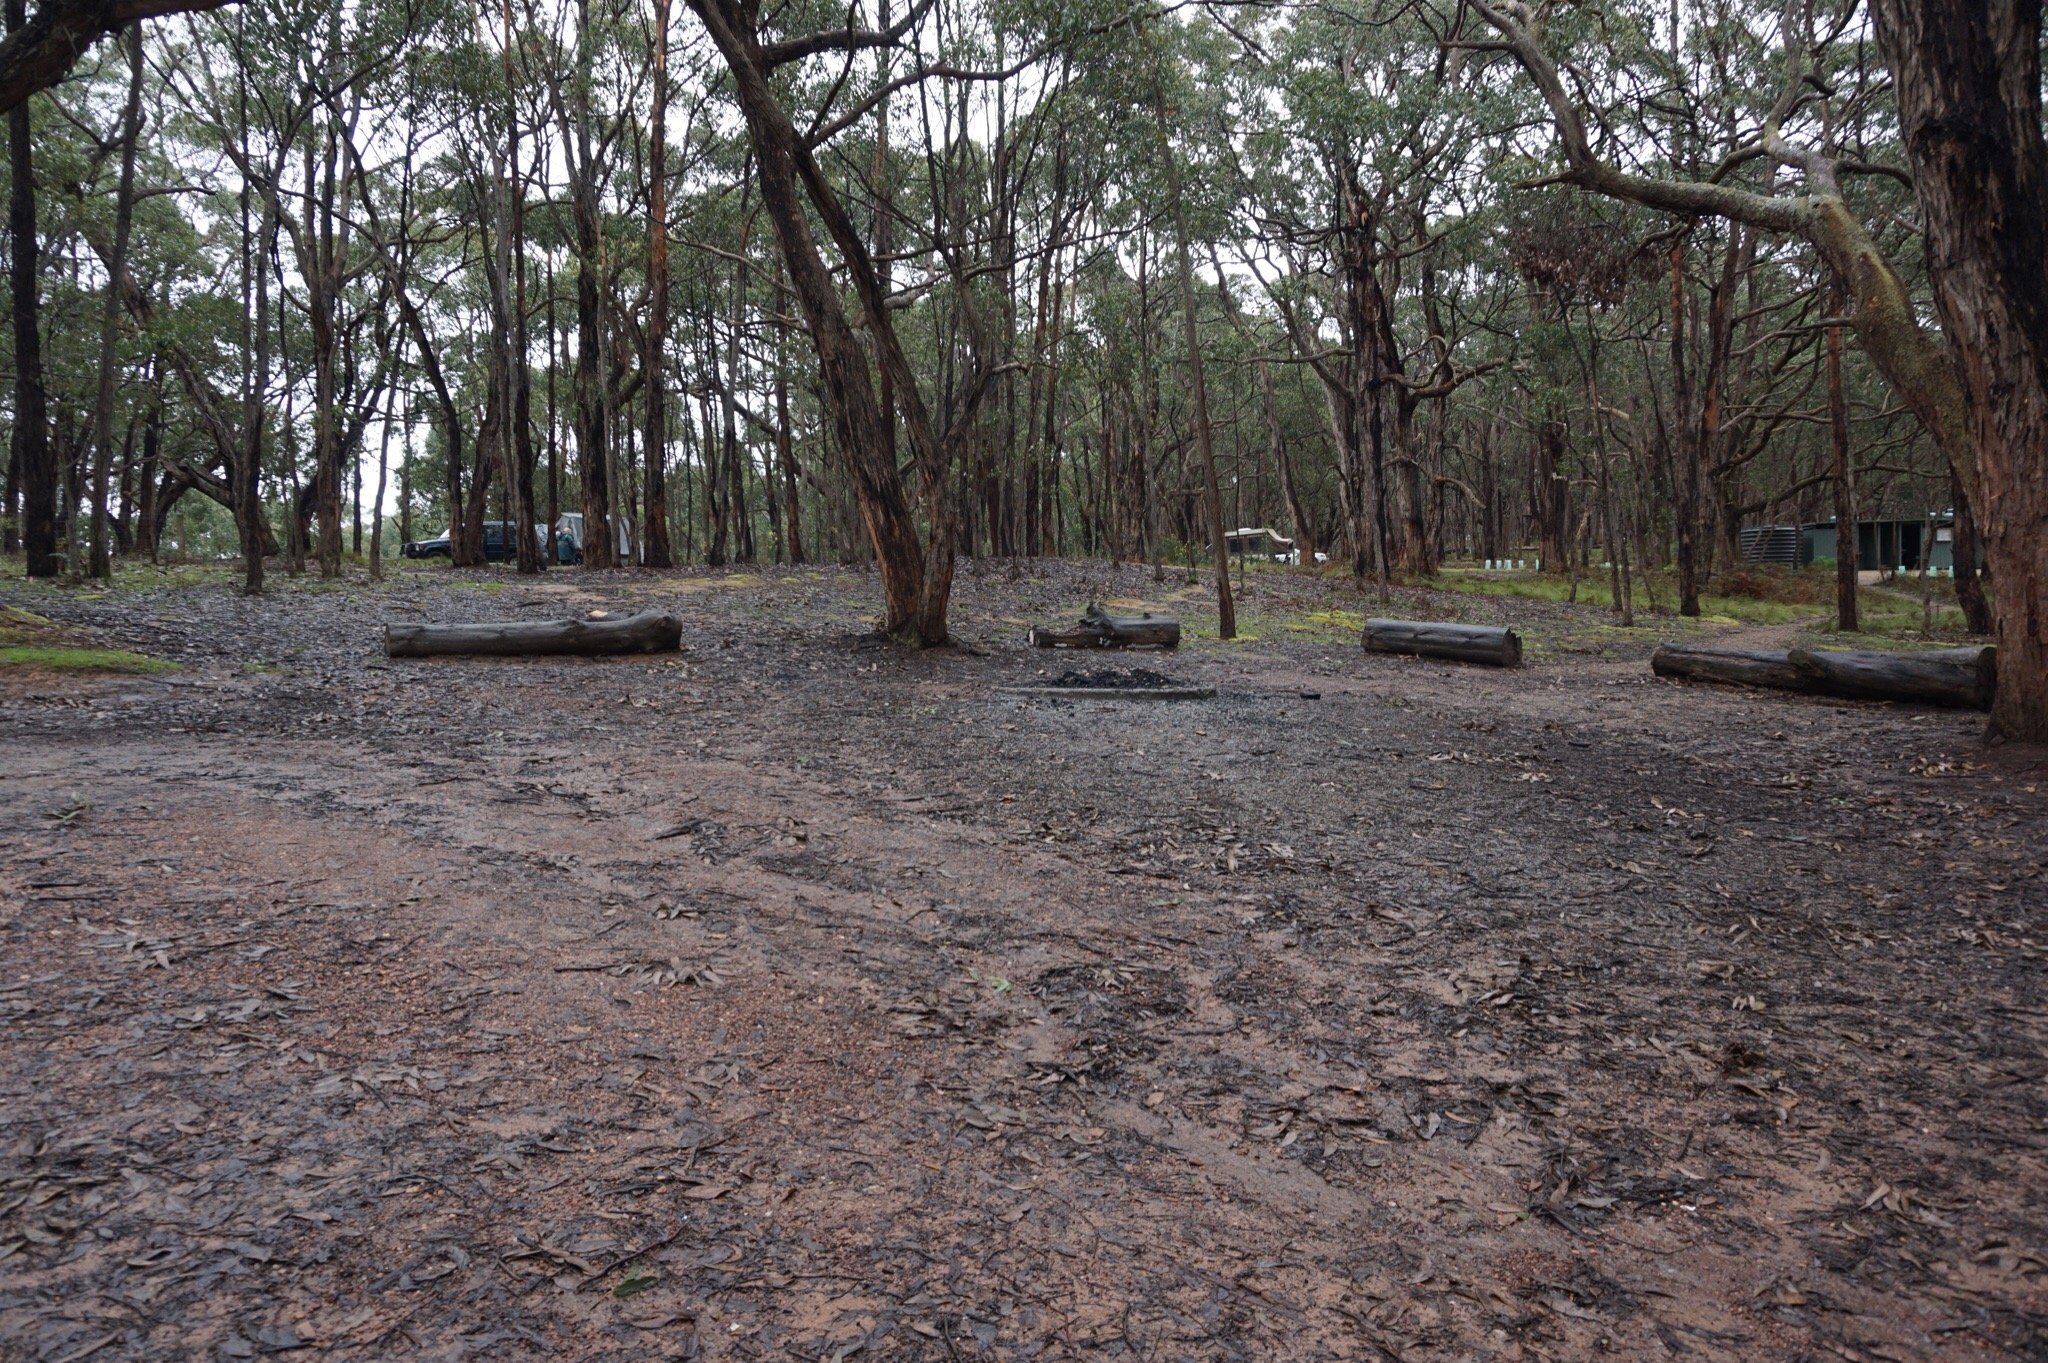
[0,0,234,111]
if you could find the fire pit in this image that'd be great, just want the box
[999,666,1215,702]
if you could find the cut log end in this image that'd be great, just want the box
[383,611,684,659]
[1362,619,1522,667]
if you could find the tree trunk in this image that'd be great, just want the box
[3,396,15,553]
[685,0,966,642]
[1152,80,1233,638]
[135,392,160,559]
[1670,239,1702,616]
[545,255,558,536]
[500,0,540,575]
[640,0,674,569]
[7,0,53,579]
[368,350,397,582]
[85,22,141,581]
[1533,409,1567,574]
[235,41,268,594]
[568,0,614,568]
[309,124,343,578]
[721,228,752,564]
[771,259,803,564]
[1952,471,1992,635]
[1869,0,2048,740]
[1826,281,1859,631]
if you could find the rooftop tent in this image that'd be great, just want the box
[555,512,636,564]
[1223,527,1297,562]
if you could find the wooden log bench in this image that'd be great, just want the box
[383,610,684,658]
[1649,645,1820,693]
[1651,642,1995,710]
[1788,644,1996,709]
[1362,619,1522,667]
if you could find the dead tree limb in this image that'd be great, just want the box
[1030,603,1181,650]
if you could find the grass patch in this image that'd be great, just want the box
[1813,589,1972,644]
[0,602,177,673]
[0,645,176,674]
[0,559,226,591]
[1434,573,1591,608]
[0,605,54,634]
[1295,607,1369,635]
[1692,594,1811,626]
[1434,571,1822,627]
[113,561,222,590]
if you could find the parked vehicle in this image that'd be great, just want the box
[402,521,546,562]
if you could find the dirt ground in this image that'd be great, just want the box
[2,561,2044,1362]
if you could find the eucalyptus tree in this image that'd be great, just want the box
[85,23,144,579]
[8,0,54,574]
[1227,0,1490,592]
[526,0,643,567]
[679,0,1019,641]
[167,0,402,582]
[1462,0,2046,737]
[640,0,672,565]
[0,0,231,112]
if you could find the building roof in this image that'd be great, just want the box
[1800,512,1955,529]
